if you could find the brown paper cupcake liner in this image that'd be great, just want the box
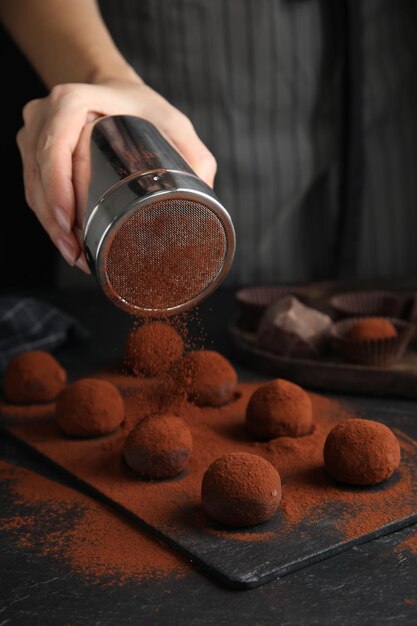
[329,290,405,320]
[234,285,307,331]
[331,317,415,367]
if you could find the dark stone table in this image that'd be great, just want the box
[0,286,416,625]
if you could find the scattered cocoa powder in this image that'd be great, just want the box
[123,321,184,377]
[397,532,417,555]
[123,414,193,478]
[394,524,417,611]
[201,452,281,527]
[4,350,67,404]
[0,397,55,421]
[323,418,401,485]
[174,350,238,406]
[0,459,188,584]
[245,378,313,439]
[346,318,397,341]
[4,377,416,548]
[56,378,125,437]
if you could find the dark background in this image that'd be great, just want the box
[1,25,57,290]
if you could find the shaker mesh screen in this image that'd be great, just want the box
[105,199,227,311]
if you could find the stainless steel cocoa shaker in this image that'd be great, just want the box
[80,115,235,317]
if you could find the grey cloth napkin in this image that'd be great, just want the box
[0,296,89,373]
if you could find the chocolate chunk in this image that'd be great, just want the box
[256,296,333,358]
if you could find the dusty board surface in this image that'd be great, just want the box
[1,381,417,590]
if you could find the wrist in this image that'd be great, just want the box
[87,62,143,87]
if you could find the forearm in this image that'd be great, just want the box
[0,0,139,87]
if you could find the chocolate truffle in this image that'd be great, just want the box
[323,418,401,485]
[345,318,397,341]
[201,452,281,527]
[123,414,192,479]
[56,378,124,437]
[256,296,333,358]
[175,350,238,406]
[246,378,313,439]
[4,350,67,404]
[124,321,184,377]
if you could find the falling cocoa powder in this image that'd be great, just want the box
[174,350,238,406]
[123,321,184,377]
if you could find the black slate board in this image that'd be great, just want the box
[2,393,417,590]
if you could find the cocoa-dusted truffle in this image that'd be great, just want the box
[201,452,281,527]
[323,418,401,485]
[256,296,333,358]
[4,350,67,404]
[123,414,192,479]
[56,378,124,437]
[124,321,184,377]
[175,350,238,406]
[246,378,312,439]
[345,318,397,341]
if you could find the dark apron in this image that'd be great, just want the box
[98,0,417,287]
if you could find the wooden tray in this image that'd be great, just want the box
[230,325,417,399]
[230,278,417,399]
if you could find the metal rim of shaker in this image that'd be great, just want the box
[86,187,236,316]
[83,168,204,238]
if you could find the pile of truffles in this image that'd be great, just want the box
[2,319,402,530]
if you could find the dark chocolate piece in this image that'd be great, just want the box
[256,296,332,358]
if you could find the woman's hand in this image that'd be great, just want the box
[16,78,217,271]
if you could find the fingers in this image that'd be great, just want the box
[17,97,82,266]
[161,113,217,187]
[28,161,81,265]
[35,85,92,231]
[73,226,91,274]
